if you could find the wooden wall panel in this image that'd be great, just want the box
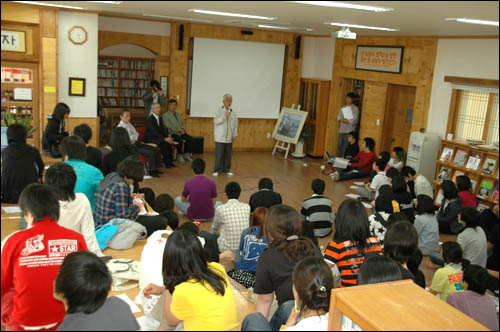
[0,23,39,62]
[324,36,438,155]
[169,22,189,114]
[359,81,388,154]
[65,117,100,148]
[1,2,40,24]
[98,31,170,57]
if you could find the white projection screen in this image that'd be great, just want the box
[190,37,285,119]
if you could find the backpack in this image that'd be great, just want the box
[107,218,147,250]
[95,222,120,250]
[107,258,141,291]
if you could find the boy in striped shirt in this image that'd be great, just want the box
[301,179,334,238]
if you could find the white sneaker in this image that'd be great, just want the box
[226,172,234,177]
[177,155,185,163]
[184,153,193,161]
[330,172,339,182]
[213,172,219,177]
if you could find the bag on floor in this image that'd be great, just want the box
[107,258,141,291]
[107,218,147,250]
[95,222,120,250]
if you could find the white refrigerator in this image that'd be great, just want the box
[406,132,442,185]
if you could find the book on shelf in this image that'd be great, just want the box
[465,153,482,171]
[481,158,497,175]
[437,167,451,183]
[452,170,465,183]
[477,203,490,213]
[477,180,494,198]
[435,190,444,205]
[492,184,499,201]
[440,147,454,163]
[453,149,467,167]
[470,179,478,192]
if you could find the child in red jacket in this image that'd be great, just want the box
[1,184,88,331]
[456,175,478,208]
[331,137,376,182]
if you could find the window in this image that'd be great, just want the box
[446,78,499,144]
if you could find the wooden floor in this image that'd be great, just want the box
[1,151,457,330]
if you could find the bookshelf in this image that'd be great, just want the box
[299,79,331,157]
[98,56,155,108]
[1,62,39,149]
[435,139,499,209]
[328,280,489,331]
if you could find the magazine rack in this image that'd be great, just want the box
[435,139,499,210]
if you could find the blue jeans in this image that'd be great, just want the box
[241,300,294,331]
[174,197,222,220]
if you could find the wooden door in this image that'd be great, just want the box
[359,81,388,155]
[382,84,416,152]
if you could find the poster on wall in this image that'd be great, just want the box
[1,30,26,53]
[69,77,86,96]
[355,46,404,73]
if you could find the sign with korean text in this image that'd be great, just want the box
[355,46,404,73]
[1,30,26,53]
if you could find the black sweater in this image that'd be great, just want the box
[43,118,68,145]
[102,149,136,176]
[1,142,44,203]
[344,143,359,160]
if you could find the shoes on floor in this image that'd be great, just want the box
[226,172,234,177]
[213,172,219,177]
[330,172,339,182]
[184,153,193,161]
[149,171,160,178]
[177,155,185,162]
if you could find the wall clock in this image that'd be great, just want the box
[68,26,88,45]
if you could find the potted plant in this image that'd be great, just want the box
[2,111,38,137]
[292,126,310,158]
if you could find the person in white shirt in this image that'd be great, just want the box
[402,166,434,200]
[458,207,488,267]
[117,109,163,177]
[200,181,250,255]
[45,162,103,257]
[337,92,359,157]
[241,256,331,331]
[213,94,238,177]
[385,147,406,172]
[356,159,390,201]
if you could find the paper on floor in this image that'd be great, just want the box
[362,203,372,209]
[350,185,358,190]
[345,193,360,199]
[115,293,141,313]
[354,182,365,186]
[136,315,160,331]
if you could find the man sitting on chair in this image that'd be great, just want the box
[144,102,176,169]
[163,99,194,163]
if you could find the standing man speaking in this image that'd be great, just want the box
[213,94,238,177]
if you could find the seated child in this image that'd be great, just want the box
[242,257,332,331]
[368,185,395,244]
[54,251,139,331]
[402,166,434,200]
[45,162,103,257]
[344,131,359,161]
[392,175,415,223]
[369,151,390,182]
[1,184,88,331]
[227,207,269,289]
[407,249,427,289]
[437,180,464,234]
[430,242,468,302]
[356,158,389,201]
[447,264,499,331]
[153,193,179,230]
[249,178,282,212]
[301,178,334,238]
[144,229,239,331]
[358,254,403,285]
[457,207,487,267]
[330,137,376,182]
[386,146,406,172]
[414,195,442,265]
[383,221,420,283]
[456,175,478,208]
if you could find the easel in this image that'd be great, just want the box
[272,104,300,160]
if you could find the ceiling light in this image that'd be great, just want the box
[446,18,499,26]
[326,22,399,31]
[12,1,84,9]
[189,9,275,20]
[143,14,213,23]
[290,1,392,12]
[88,1,123,4]
[258,24,313,32]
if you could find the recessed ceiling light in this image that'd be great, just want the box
[143,14,213,23]
[446,18,499,26]
[326,22,399,31]
[258,24,313,32]
[189,9,275,20]
[12,1,84,9]
[88,1,123,4]
[290,1,393,12]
